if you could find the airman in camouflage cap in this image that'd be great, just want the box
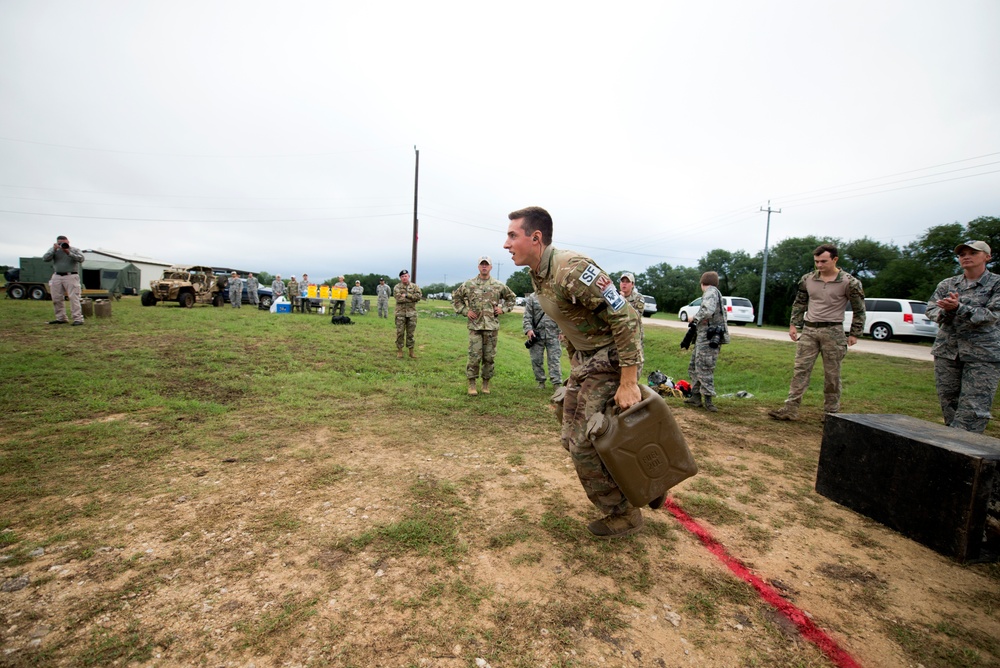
[453,256,517,395]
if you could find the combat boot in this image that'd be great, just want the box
[481,379,490,395]
[396,348,403,359]
[587,507,644,539]
[408,348,417,359]
[768,404,799,421]
[703,395,717,412]
[683,394,702,407]
[467,380,478,396]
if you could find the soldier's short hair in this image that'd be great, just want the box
[814,243,838,259]
[700,271,719,287]
[508,206,552,245]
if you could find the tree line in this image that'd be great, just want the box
[502,215,999,326]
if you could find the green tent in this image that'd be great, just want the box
[79,260,142,296]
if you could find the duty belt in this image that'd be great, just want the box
[55,272,78,276]
[803,320,841,328]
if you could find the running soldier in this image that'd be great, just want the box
[453,256,517,395]
[394,269,422,358]
[523,292,562,388]
[504,206,646,538]
[376,278,391,318]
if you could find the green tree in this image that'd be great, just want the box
[760,236,827,325]
[505,267,534,297]
[839,237,901,280]
[965,216,1000,270]
[636,263,701,313]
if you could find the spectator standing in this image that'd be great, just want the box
[453,256,517,395]
[271,275,285,302]
[768,243,865,421]
[522,292,563,389]
[683,272,728,412]
[376,278,391,318]
[504,206,646,538]
[926,240,1000,433]
[332,276,348,316]
[393,270,422,358]
[228,271,242,308]
[287,276,300,310]
[42,235,85,325]
[350,280,365,314]
[619,272,645,378]
[246,273,259,307]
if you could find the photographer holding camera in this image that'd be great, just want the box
[42,235,86,326]
[683,271,729,412]
[523,292,563,389]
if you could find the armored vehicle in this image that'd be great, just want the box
[141,265,224,308]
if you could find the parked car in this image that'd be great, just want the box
[842,298,937,341]
[515,296,525,306]
[678,296,754,325]
[641,295,657,317]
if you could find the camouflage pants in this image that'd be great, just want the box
[378,297,389,318]
[248,290,259,306]
[229,286,241,307]
[331,299,346,316]
[395,312,417,349]
[351,295,364,314]
[529,336,563,385]
[785,326,847,412]
[933,357,1000,433]
[687,333,720,396]
[466,329,499,380]
[562,345,629,516]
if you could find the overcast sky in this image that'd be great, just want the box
[1,1,998,287]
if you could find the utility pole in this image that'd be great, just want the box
[411,146,419,283]
[756,200,781,327]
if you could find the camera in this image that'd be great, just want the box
[525,334,540,349]
[706,325,726,349]
[680,322,697,350]
[60,242,70,249]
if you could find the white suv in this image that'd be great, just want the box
[842,298,937,341]
[678,296,755,325]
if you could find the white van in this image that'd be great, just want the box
[843,298,937,341]
[678,296,755,325]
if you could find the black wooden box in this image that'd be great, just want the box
[816,414,1000,562]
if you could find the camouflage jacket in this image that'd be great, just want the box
[790,269,866,337]
[452,275,517,331]
[271,279,285,296]
[288,279,300,299]
[228,278,243,295]
[927,271,1000,361]
[522,293,560,340]
[376,284,391,300]
[693,285,729,343]
[529,246,642,367]
[351,286,364,297]
[246,276,259,292]
[393,282,422,316]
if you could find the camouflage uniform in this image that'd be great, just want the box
[376,282,391,318]
[453,275,517,382]
[350,284,365,314]
[270,278,285,300]
[228,276,242,308]
[780,269,865,415]
[522,292,563,386]
[686,285,728,396]
[393,281,422,350]
[332,280,348,316]
[530,246,642,517]
[926,271,1000,433]
[287,278,300,309]
[246,275,259,306]
[625,288,645,378]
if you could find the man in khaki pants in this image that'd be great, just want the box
[42,235,85,326]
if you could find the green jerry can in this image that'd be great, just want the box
[586,384,698,507]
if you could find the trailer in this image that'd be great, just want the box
[4,257,141,300]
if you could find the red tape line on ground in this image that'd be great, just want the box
[664,497,862,668]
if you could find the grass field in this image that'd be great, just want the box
[1,296,997,668]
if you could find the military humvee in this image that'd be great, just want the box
[141,265,224,308]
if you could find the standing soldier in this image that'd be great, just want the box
[350,280,365,314]
[271,275,285,303]
[683,271,729,412]
[393,269,422,358]
[287,275,300,311]
[228,271,242,308]
[453,256,517,396]
[504,206,646,538]
[246,273,259,308]
[300,273,312,312]
[619,272,645,379]
[376,277,391,318]
[42,234,85,325]
[332,276,348,316]
[523,292,563,389]
[769,243,865,421]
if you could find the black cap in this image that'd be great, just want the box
[399,269,409,277]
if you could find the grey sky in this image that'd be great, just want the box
[2,1,998,287]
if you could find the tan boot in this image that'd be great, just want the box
[408,347,417,359]
[467,380,478,396]
[396,348,403,359]
[587,507,644,538]
[481,379,490,394]
[768,404,799,421]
